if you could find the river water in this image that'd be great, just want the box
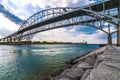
[0,44,99,80]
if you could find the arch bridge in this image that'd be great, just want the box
[0,0,120,45]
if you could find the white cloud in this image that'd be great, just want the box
[112,37,117,44]
[32,27,109,44]
[46,0,70,8]
[11,0,78,8]
[76,30,108,44]
[72,0,78,4]
[0,13,20,32]
[0,0,95,20]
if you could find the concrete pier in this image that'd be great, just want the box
[117,23,120,46]
[51,45,120,80]
[117,0,120,46]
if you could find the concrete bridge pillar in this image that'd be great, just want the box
[7,38,9,42]
[18,38,21,42]
[3,39,5,42]
[13,38,16,42]
[10,37,12,42]
[117,0,120,46]
[117,24,120,46]
[108,33,112,45]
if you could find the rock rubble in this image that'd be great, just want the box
[51,45,120,80]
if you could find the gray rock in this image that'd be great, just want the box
[71,63,79,69]
[80,69,92,80]
[94,59,103,68]
[73,57,85,64]
[116,76,120,80]
[60,69,71,78]
[51,45,120,80]
[65,68,84,79]
[86,62,120,80]
[94,52,120,68]
[78,62,93,69]
[103,61,120,70]
[104,52,120,55]
[105,45,120,53]
[113,46,120,52]
[84,55,96,65]
[59,78,71,80]
[98,53,120,63]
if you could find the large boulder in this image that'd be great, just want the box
[64,68,84,79]
[78,62,93,69]
[103,61,120,70]
[93,59,103,68]
[84,54,96,65]
[86,61,120,80]
[80,69,92,80]
[98,53,120,63]
[60,69,71,78]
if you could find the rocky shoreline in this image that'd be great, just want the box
[50,45,120,80]
[45,51,92,80]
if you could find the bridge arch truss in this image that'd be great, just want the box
[15,8,119,43]
[0,0,120,45]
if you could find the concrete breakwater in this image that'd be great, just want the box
[51,45,120,80]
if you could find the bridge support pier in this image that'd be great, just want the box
[14,38,16,43]
[9,37,12,44]
[108,33,112,45]
[3,39,5,42]
[7,38,9,42]
[117,24,120,46]
[117,0,120,46]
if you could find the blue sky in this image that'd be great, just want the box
[0,0,117,44]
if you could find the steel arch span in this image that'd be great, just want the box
[13,9,119,41]
[1,8,119,42]
[0,0,120,45]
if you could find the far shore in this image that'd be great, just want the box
[0,41,88,45]
[0,41,109,47]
